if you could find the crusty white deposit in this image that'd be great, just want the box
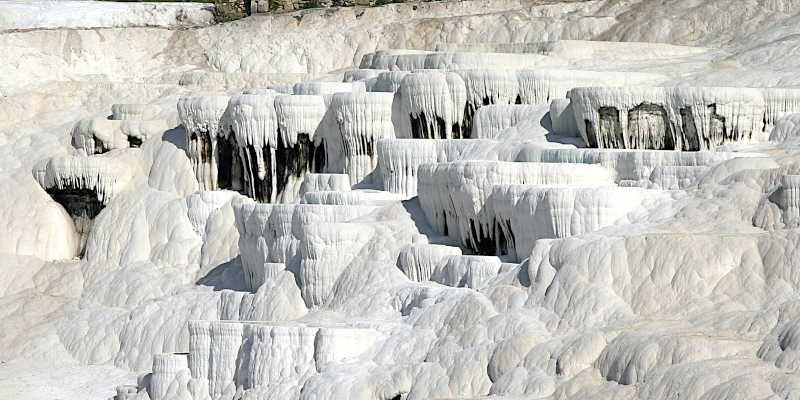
[3,0,800,399]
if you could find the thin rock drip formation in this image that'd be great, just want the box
[33,154,136,255]
[178,95,233,191]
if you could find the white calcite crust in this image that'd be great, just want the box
[177,95,232,191]
[11,2,800,400]
[325,92,395,185]
[567,86,788,150]
[490,184,661,260]
[418,161,615,254]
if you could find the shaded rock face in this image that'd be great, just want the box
[186,120,324,204]
[45,188,104,256]
[223,132,325,204]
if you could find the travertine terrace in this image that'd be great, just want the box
[4,0,800,399]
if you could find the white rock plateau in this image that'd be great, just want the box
[4,0,800,399]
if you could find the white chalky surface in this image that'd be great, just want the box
[4,0,800,399]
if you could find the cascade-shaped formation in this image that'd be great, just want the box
[327,92,395,185]
[397,243,463,282]
[243,262,286,292]
[376,138,479,196]
[471,104,544,139]
[149,353,191,400]
[648,165,708,190]
[398,71,467,140]
[292,81,366,95]
[208,322,244,399]
[131,320,383,399]
[297,222,375,307]
[455,69,520,136]
[568,87,769,150]
[417,161,615,255]
[233,199,380,285]
[782,175,800,227]
[490,184,657,260]
[234,200,299,271]
[761,89,800,131]
[72,119,170,154]
[225,93,281,203]
[298,173,351,198]
[187,320,211,396]
[769,113,800,141]
[274,94,328,200]
[177,95,232,191]
[431,255,504,288]
[33,154,137,255]
[111,103,162,120]
[515,69,664,104]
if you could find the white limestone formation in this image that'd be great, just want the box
[371,71,410,93]
[148,353,191,400]
[549,98,579,137]
[298,222,375,307]
[33,153,140,254]
[343,69,385,83]
[111,104,162,121]
[292,81,366,95]
[397,243,463,282]
[471,104,544,139]
[233,198,379,287]
[360,51,560,71]
[522,148,764,183]
[177,95,232,191]
[297,173,351,198]
[455,69,520,135]
[568,86,771,150]
[376,138,479,196]
[12,2,800,399]
[72,119,170,154]
[648,165,708,190]
[398,71,468,139]
[769,113,800,141]
[226,92,322,204]
[490,184,659,260]
[179,320,382,398]
[418,161,615,254]
[301,190,405,206]
[325,92,395,185]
